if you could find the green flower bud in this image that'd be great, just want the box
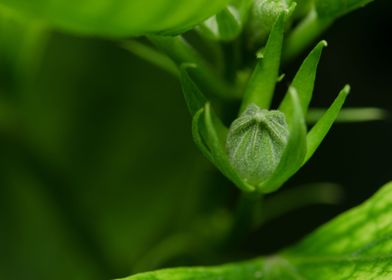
[247,0,293,46]
[226,104,289,185]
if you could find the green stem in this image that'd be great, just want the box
[283,9,332,63]
[221,39,241,82]
[224,192,263,249]
[148,35,241,100]
[122,39,179,77]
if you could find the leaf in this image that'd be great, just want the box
[198,6,242,41]
[257,88,307,193]
[180,66,253,192]
[118,181,392,279]
[180,65,254,192]
[0,7,48,88]
[120,259,264,280]
[191,108,214,163]
[179,64,207,116]
[149,35,239,100]
[315,0,375,19]
[202,103,255,192]
[284,0,374,61]
[122,40,179,77]
[307,107,389,123]
[283,181,392,279]
[0,0,230,37]
[1,35,224,278]
[304,85,350,163]
[280,40,328,116]
[240,12,285,112]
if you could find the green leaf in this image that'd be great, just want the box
[284,0,374,61]
[315,0,375,19]
[283,10,332,63]
[198,6,242,41]
[305,85,350,163]
[119,259,265,280]
[240,12,285,112]
[122,40,179,77]
[119,181,392,279]
[180,66,254,192]
[0,7,48,87]
[191,108,214,163]
[179,64,207,116]
[231,0,253,22]
[149,35,240,100]
[202,103,255,192]
[307,107,389,123]
[0,0,230,37]
[257,88,307,193]
[283,181,392,279]
[280,40,328,116]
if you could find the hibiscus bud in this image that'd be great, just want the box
[226,104,289,185]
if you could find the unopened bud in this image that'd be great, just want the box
[226,104,289,185]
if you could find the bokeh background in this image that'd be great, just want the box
[0,0,391,279]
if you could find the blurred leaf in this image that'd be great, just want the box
[283,10,332,62]
[0,0,230,37]
[122,40,179,77]
[292,0,313,19]
[315,0,375,19]
[305,85,350,163]
[0,156,103,280]
[180,64,207,116]
[120,181,392,279]
[198,6,242,41]
[149,35,239,100]
[284,0,374,61]
[240,13,285,112]
[307,107,389,123]
[1,32,221,279]
[0,7,48,92]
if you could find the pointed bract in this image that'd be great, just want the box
[240,12,286,112]
[305,85,350,163]
[280,40,327,115]
[257,88,307,193]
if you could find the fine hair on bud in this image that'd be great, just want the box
[226,103,289,185]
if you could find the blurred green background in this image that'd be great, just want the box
[0,1,391,279]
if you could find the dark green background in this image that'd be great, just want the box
[0,0,391,279]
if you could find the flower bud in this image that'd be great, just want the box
[226,104,289,185]
[247,0,292,47]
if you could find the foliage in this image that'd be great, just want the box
[0,0,389,280]
[0,0,230,36]
[122,181,392,279]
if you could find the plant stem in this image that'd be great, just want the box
[223,192,263,249]
[122,39,179,77]
[283,9,332,63]
[148,35,241,100]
